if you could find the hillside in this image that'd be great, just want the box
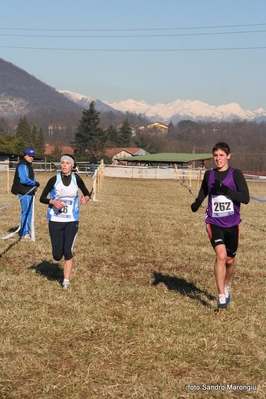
[0,58,81,117]
[57,90,116,114]
[2,57,266,125]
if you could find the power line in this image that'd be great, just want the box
[0,22,266,32]
[0,45,266,52]
[0,29,266,38]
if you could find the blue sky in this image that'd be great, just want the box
[1,0,266,110]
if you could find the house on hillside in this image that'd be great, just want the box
[48,124,67,135]
[146,122,168,134]
[104,147,149,165]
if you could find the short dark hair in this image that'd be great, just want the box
[212,142,231,155]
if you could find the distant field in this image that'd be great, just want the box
[0,172,265,398]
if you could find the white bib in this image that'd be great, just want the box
[211,195,234,218]
[50,178,78,222]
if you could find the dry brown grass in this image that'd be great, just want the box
[0,172,265,398]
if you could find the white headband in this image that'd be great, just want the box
[60,155,74,167]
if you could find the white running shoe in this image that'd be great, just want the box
[62,281,70,290]
[218,294,227,308]
[225,285,231,304]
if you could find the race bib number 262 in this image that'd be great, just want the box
[211,195,234,217]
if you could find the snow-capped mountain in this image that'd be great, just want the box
[58,89,266,124]
[104,98,266,124]
[57,90,116,113]
[1,57,265,123]
[103,99,153,114]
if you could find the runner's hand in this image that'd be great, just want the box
[191,198,201,212]
[214,180,229,194]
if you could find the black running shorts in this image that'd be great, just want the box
[206,223,240,257]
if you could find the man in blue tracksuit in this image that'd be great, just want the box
[11,147,40,241]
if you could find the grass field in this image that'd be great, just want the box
[0,172,265,398]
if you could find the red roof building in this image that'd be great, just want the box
[44,145,74,155]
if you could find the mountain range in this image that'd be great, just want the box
[59,90,266,124]
[1,57,266,124]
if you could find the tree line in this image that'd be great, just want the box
[0,116,45,157]
[1,102,266,171]
[0,102,137,161]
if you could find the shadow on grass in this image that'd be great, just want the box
[0,239,20,258]
[152,271,215,308]
[29,260,63,284]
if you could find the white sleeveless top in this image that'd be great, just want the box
[47,174,79,222]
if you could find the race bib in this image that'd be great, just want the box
[54,200,73,219]
[211,195,234,217]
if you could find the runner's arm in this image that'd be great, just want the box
[76,174,91,198]
[39,177,56,204]
[195,170,210,204]
[190,170,209,212]
[227,169,250,204]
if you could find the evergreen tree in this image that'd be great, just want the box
[105,124,119,147]
[0,136,26,154]
[32,125,38,145]
[35,127,45,156]
[74,101,105,155]
[118,120,132,147]
[14,137,29,155]
[133,132,150,151]
[16,116,32,145]
[0,135,16,152]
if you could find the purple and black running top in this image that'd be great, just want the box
[205,168,241,228]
